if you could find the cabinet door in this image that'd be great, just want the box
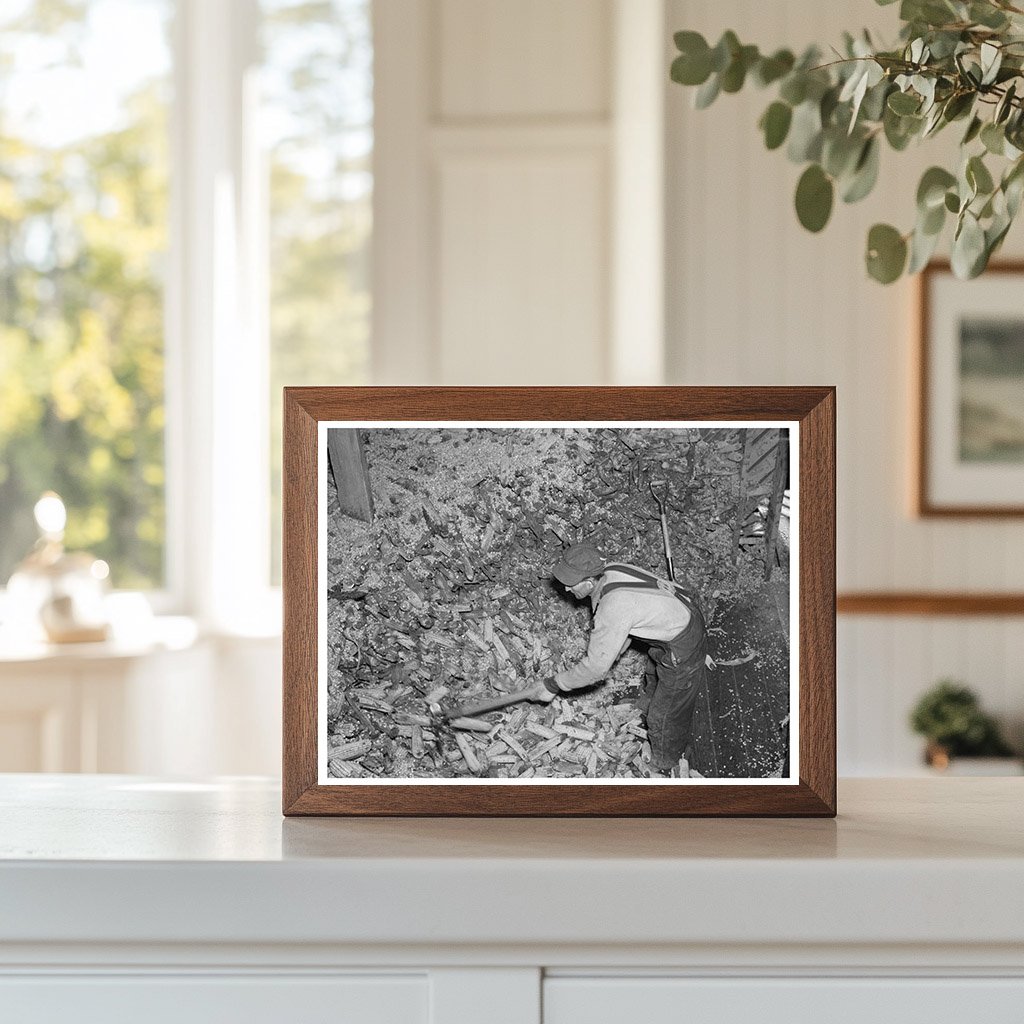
[0,974,427,1024]
[544,977,1024,1024]
[0,673,81,771]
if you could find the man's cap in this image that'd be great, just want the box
[552,543,605,587]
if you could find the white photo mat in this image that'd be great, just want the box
[316,420,800,786]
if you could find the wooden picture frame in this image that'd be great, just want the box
[917,261,1024,517]
[283,387,836,816]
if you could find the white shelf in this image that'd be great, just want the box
[1,776,1022,950]
[2,775,1022,1021]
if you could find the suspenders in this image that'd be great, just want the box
[599,563,700,616]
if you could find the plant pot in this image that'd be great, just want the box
[924,744,1023,776]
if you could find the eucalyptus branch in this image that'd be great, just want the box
[670,1,1024,283]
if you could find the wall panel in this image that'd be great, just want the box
[437,150,608,384]
[438,0,611,120]
[375,0,622,385]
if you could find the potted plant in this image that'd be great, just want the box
[909,679,1019,772]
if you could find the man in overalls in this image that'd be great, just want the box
[534,542,709,774]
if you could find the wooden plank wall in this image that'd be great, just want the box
[665,0,1024,773]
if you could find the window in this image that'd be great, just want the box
[0,0,172,589]
[0,0,374,618]
[261,0,373,581]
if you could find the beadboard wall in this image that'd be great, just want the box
[665,0,1024,771]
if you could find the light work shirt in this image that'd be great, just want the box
[554,566,692,692]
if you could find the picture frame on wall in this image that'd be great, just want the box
[282,387,836,817]
[918,261,1024,517]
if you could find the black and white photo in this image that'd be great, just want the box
[318,422,797,784]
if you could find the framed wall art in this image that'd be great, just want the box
[917,261,1024,517]
[283,387,836,816]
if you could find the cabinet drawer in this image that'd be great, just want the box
[0,973,427,1024]
[544,977,1024,1024]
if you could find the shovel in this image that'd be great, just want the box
[448,682,547,720]
[650,478,675,581]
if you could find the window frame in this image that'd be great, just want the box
[164,0,280,633]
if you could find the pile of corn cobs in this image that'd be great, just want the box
[325,427,764,778]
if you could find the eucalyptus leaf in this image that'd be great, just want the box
[866,223,908,283]
[921,199,946,235]
[980,42,1002,86]
[927,30,963,60]
[962,115,983,145]
[842,137,881,203]
[721,44,759,92]
[674,29,706,53]
[958,56,983,89]
[1006,172,1024,218]
[922,106,944,137]
[822,128,864,178]
[996,82,1017,124]
[942,91,974,122]
[840,63,875,131]
[913,75,937,111]
[917,166,957,210]
[958,159,978,206]
[754,49,795,87]
[694,73,721,109]
[795,164,834,232]
[801,68,833,104]
[839,62,868,105]
[820,85,841,127]
[888,90,921,115]
[967,154,995,195]
[779,73,808,106]
[884,106,921,150]
[1002,158,1024,215]
[860,79,892,122]
[981,122,1006,155]
[760,101,793,150]
[908,221,943,273]
[903,0,958,28]
[787,100,824,162]
[951,211,986,278]
[970,2,1009,29]
[710,31,740,73]
[671,46,712,87]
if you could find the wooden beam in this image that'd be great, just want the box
[327,429,374,523]
[838,592,1024,616]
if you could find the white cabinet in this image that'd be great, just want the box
[1,778,1022,1023]
[0,975,427,1024]
[0,672,84,771]
[0,638,210,773]
[0,626,281,776]
[544,977,1024,1024]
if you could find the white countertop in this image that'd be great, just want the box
[1,776,1022,951]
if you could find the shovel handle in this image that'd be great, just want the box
[450,685,541,719]
[660,512,675,582]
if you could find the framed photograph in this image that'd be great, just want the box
[283,387,835,816]
[918,261,1024,516]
